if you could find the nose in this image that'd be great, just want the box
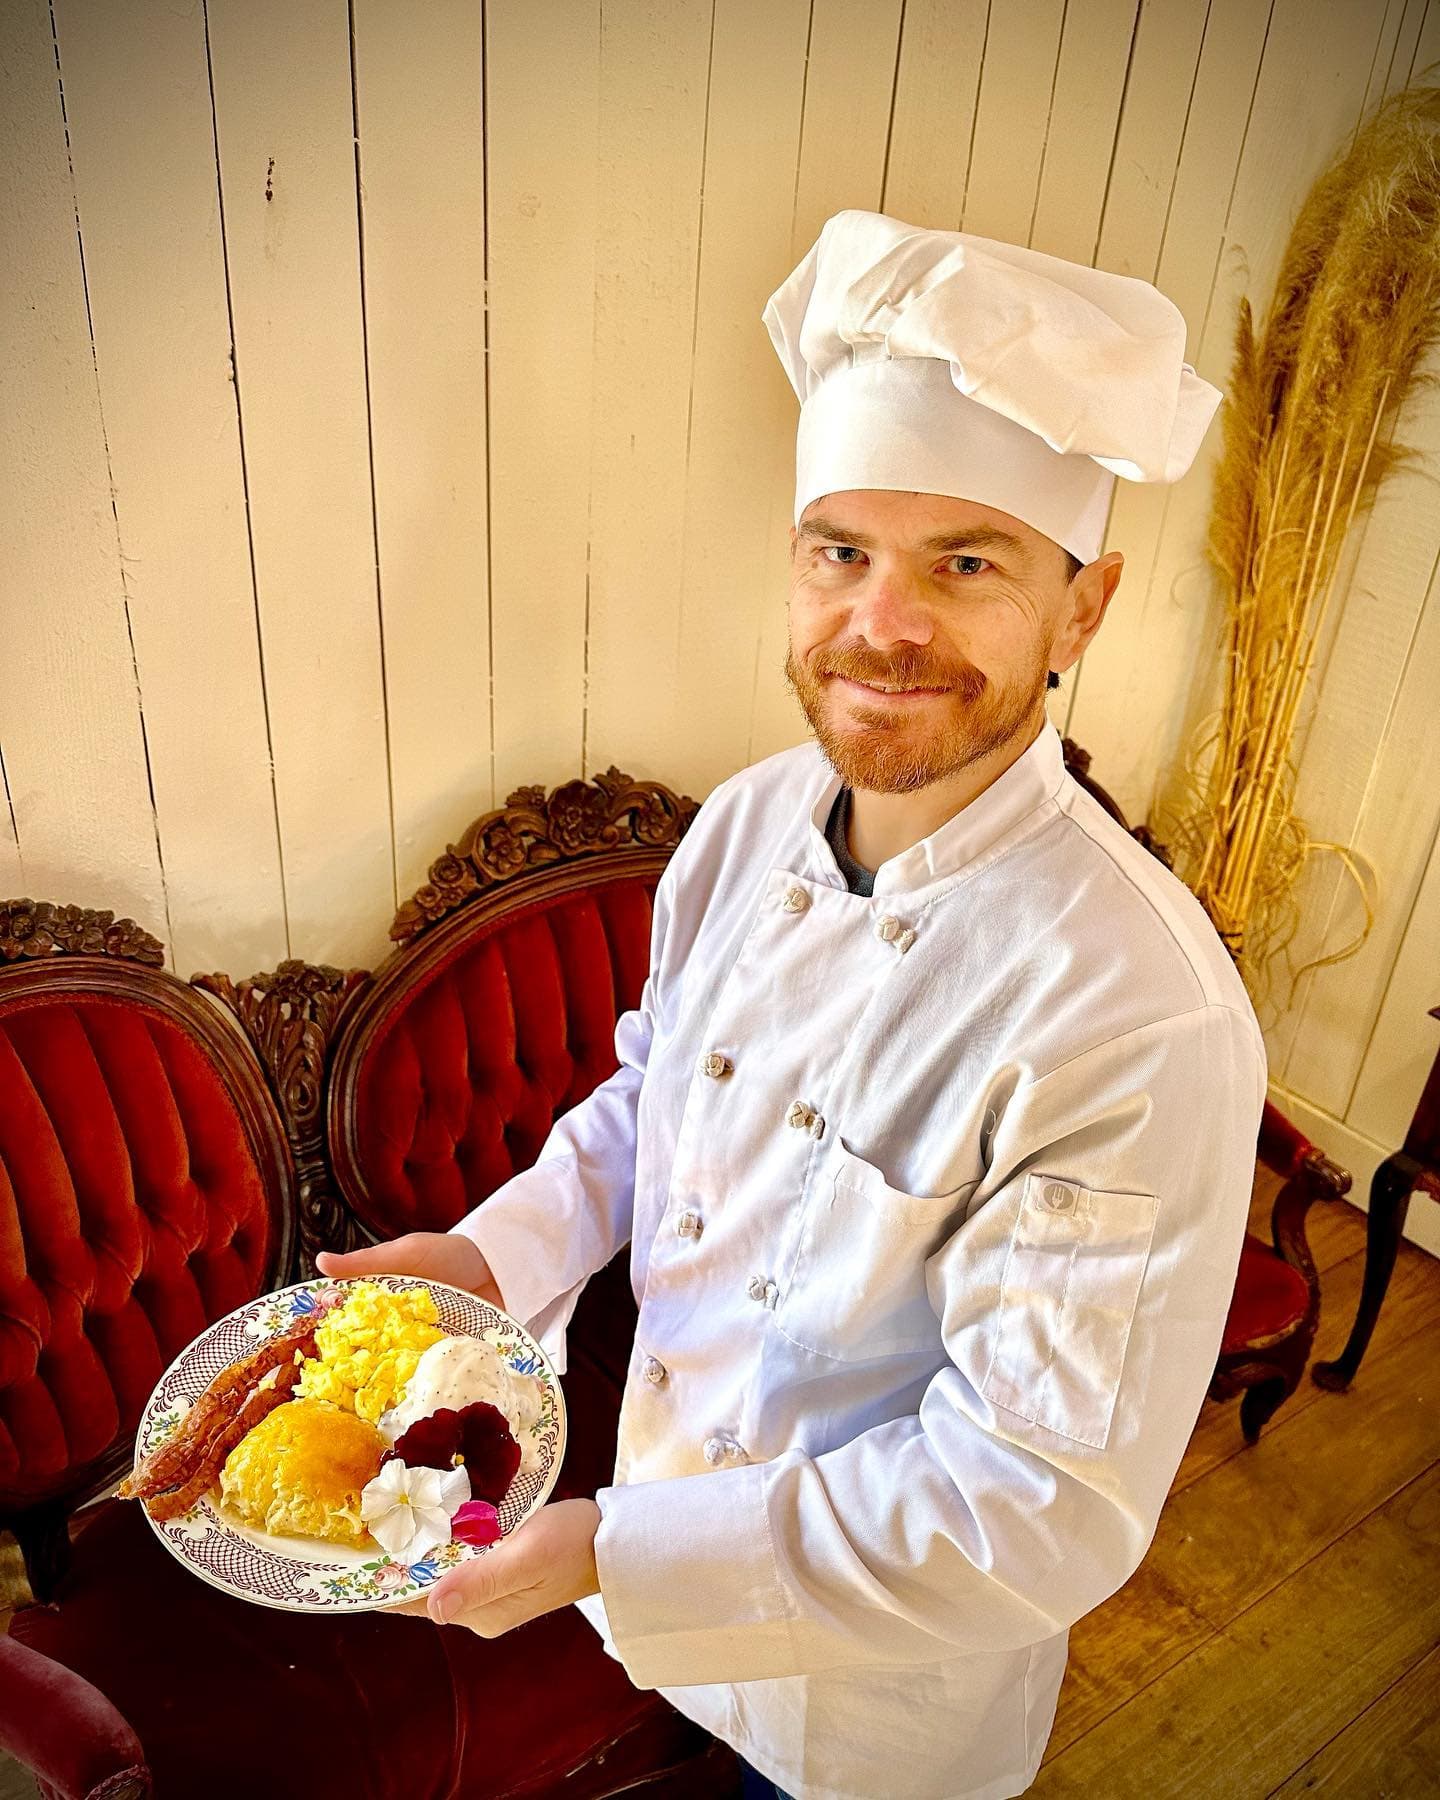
[846,563,935,651]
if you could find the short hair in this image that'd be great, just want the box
[1048,550,1084,688]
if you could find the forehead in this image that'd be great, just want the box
[797,490,1049,558]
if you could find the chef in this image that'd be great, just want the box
[321,209,1267,1800]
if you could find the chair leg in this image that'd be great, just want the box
[1312,1153,1415,1392]
[1239,1376,1291,1445]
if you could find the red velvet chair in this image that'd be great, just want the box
[205,770,739,1799]
[0,896,731,1800]
[1060,738,1352,1441]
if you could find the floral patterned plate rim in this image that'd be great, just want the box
[133,1275,566,1613]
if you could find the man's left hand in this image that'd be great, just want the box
[396,1499,602,1636]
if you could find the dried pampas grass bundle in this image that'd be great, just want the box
[1165,83,1440,1014]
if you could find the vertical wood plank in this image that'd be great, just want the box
[750,0,907,765]
[790,0,907,256]
[1348,810,1440,1152]
[1068,0,1391,829]
[1272,379,1440,1103]
[206,0,394,964]
[1381,0,1432,95]
[960,0,1067,243]
[881,0,989,227]
[0,0,170,946]
[0,762,24,896]
[1092,0,1211,280]
[579,0,713,781]
[1028,0,1141,263]
[50,0,288,977]
[1414,0,1440,76]
[485,0,600,799]
[649,0,811,796]
[351,1,491,898]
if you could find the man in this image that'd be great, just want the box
[320,211,1265,1799]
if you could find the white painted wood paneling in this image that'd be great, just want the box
[7,0,1438,1234]
[351,0,491,901]
[49,0,288,979]
[579,0,712,782]
[485,0,600,801]
[1348,814,1440,1157]
[750,0,906,764]
[881,0,989,227]
[206,0,394,965]
[1028,0,1140,262]
[0,0,170,947]
[960,0,1068,243]
[661,0,811,798]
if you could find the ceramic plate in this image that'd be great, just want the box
[132,1275,566,1613]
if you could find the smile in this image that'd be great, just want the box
[833,676,949,701]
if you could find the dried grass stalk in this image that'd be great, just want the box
[1166,84,1440,1017]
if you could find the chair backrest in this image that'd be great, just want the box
[322,769,697,1253]
[0,901,295,1529]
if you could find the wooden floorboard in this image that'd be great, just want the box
[1038,1168,1440,1796]
[3,1176,1435,1799]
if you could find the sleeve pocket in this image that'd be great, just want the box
[981,1172,1159,1450]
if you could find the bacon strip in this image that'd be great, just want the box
[122,1316,320,1516]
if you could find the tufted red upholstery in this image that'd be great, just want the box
[345,879,657,1237]
[1220,1233,1312,1356]
[0,991,275,1510]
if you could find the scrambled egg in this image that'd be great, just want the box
[220,1397,386,1545]
[295,1281,446,1423]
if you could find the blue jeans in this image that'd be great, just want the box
[740,1757,796,1800]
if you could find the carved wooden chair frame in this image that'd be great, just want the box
[204,768,698,1274]
[0,901,297,1597]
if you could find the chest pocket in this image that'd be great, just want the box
[775,1142,977,1362]
[981,1171,1159,1449]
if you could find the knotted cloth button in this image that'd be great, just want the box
[781,885,811,914]
[876,914,902,942]
[895,927,917,954]
[1043,1180,1077,1214]
[676,1209,704,1238]
[699,1051,733,1079]
[747,1274,769,1302]
[703,1436,726,1466]
[787,1100,814,1130]
[642,1355,667,1385]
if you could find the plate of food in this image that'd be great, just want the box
[119,1274,565,1612]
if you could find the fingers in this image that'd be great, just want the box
[427,1551,503,1625]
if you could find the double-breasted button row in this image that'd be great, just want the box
[676,1209,704,1238]
[698,1050,734,1079]
[702,1435,748,1467]
[786,1099,825,1138]
[641,1354,668,1385]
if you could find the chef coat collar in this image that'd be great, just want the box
[805,717,1066,898]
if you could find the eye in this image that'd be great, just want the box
[819,545,866,565]
[945,554,988,576]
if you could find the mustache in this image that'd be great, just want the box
[800,642,987,698]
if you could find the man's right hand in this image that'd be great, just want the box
[315,1232,505,1313]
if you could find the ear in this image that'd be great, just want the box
[1051,551,1123,674]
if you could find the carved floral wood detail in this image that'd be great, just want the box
[391,767,700,943]
[193,959,371,1275]
[0,898,166,967]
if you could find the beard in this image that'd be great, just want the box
[784,634,1051,794]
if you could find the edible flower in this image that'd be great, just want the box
[359,1459,470,1563]
[386,1402,522,1504]
[450,1499,503,1548]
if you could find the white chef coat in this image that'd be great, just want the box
[453,716,1267,1800]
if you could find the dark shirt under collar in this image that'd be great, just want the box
[824,786,875,897]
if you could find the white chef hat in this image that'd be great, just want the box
[762,209,1222,564]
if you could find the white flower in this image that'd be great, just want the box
[360,1459,471,1564]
